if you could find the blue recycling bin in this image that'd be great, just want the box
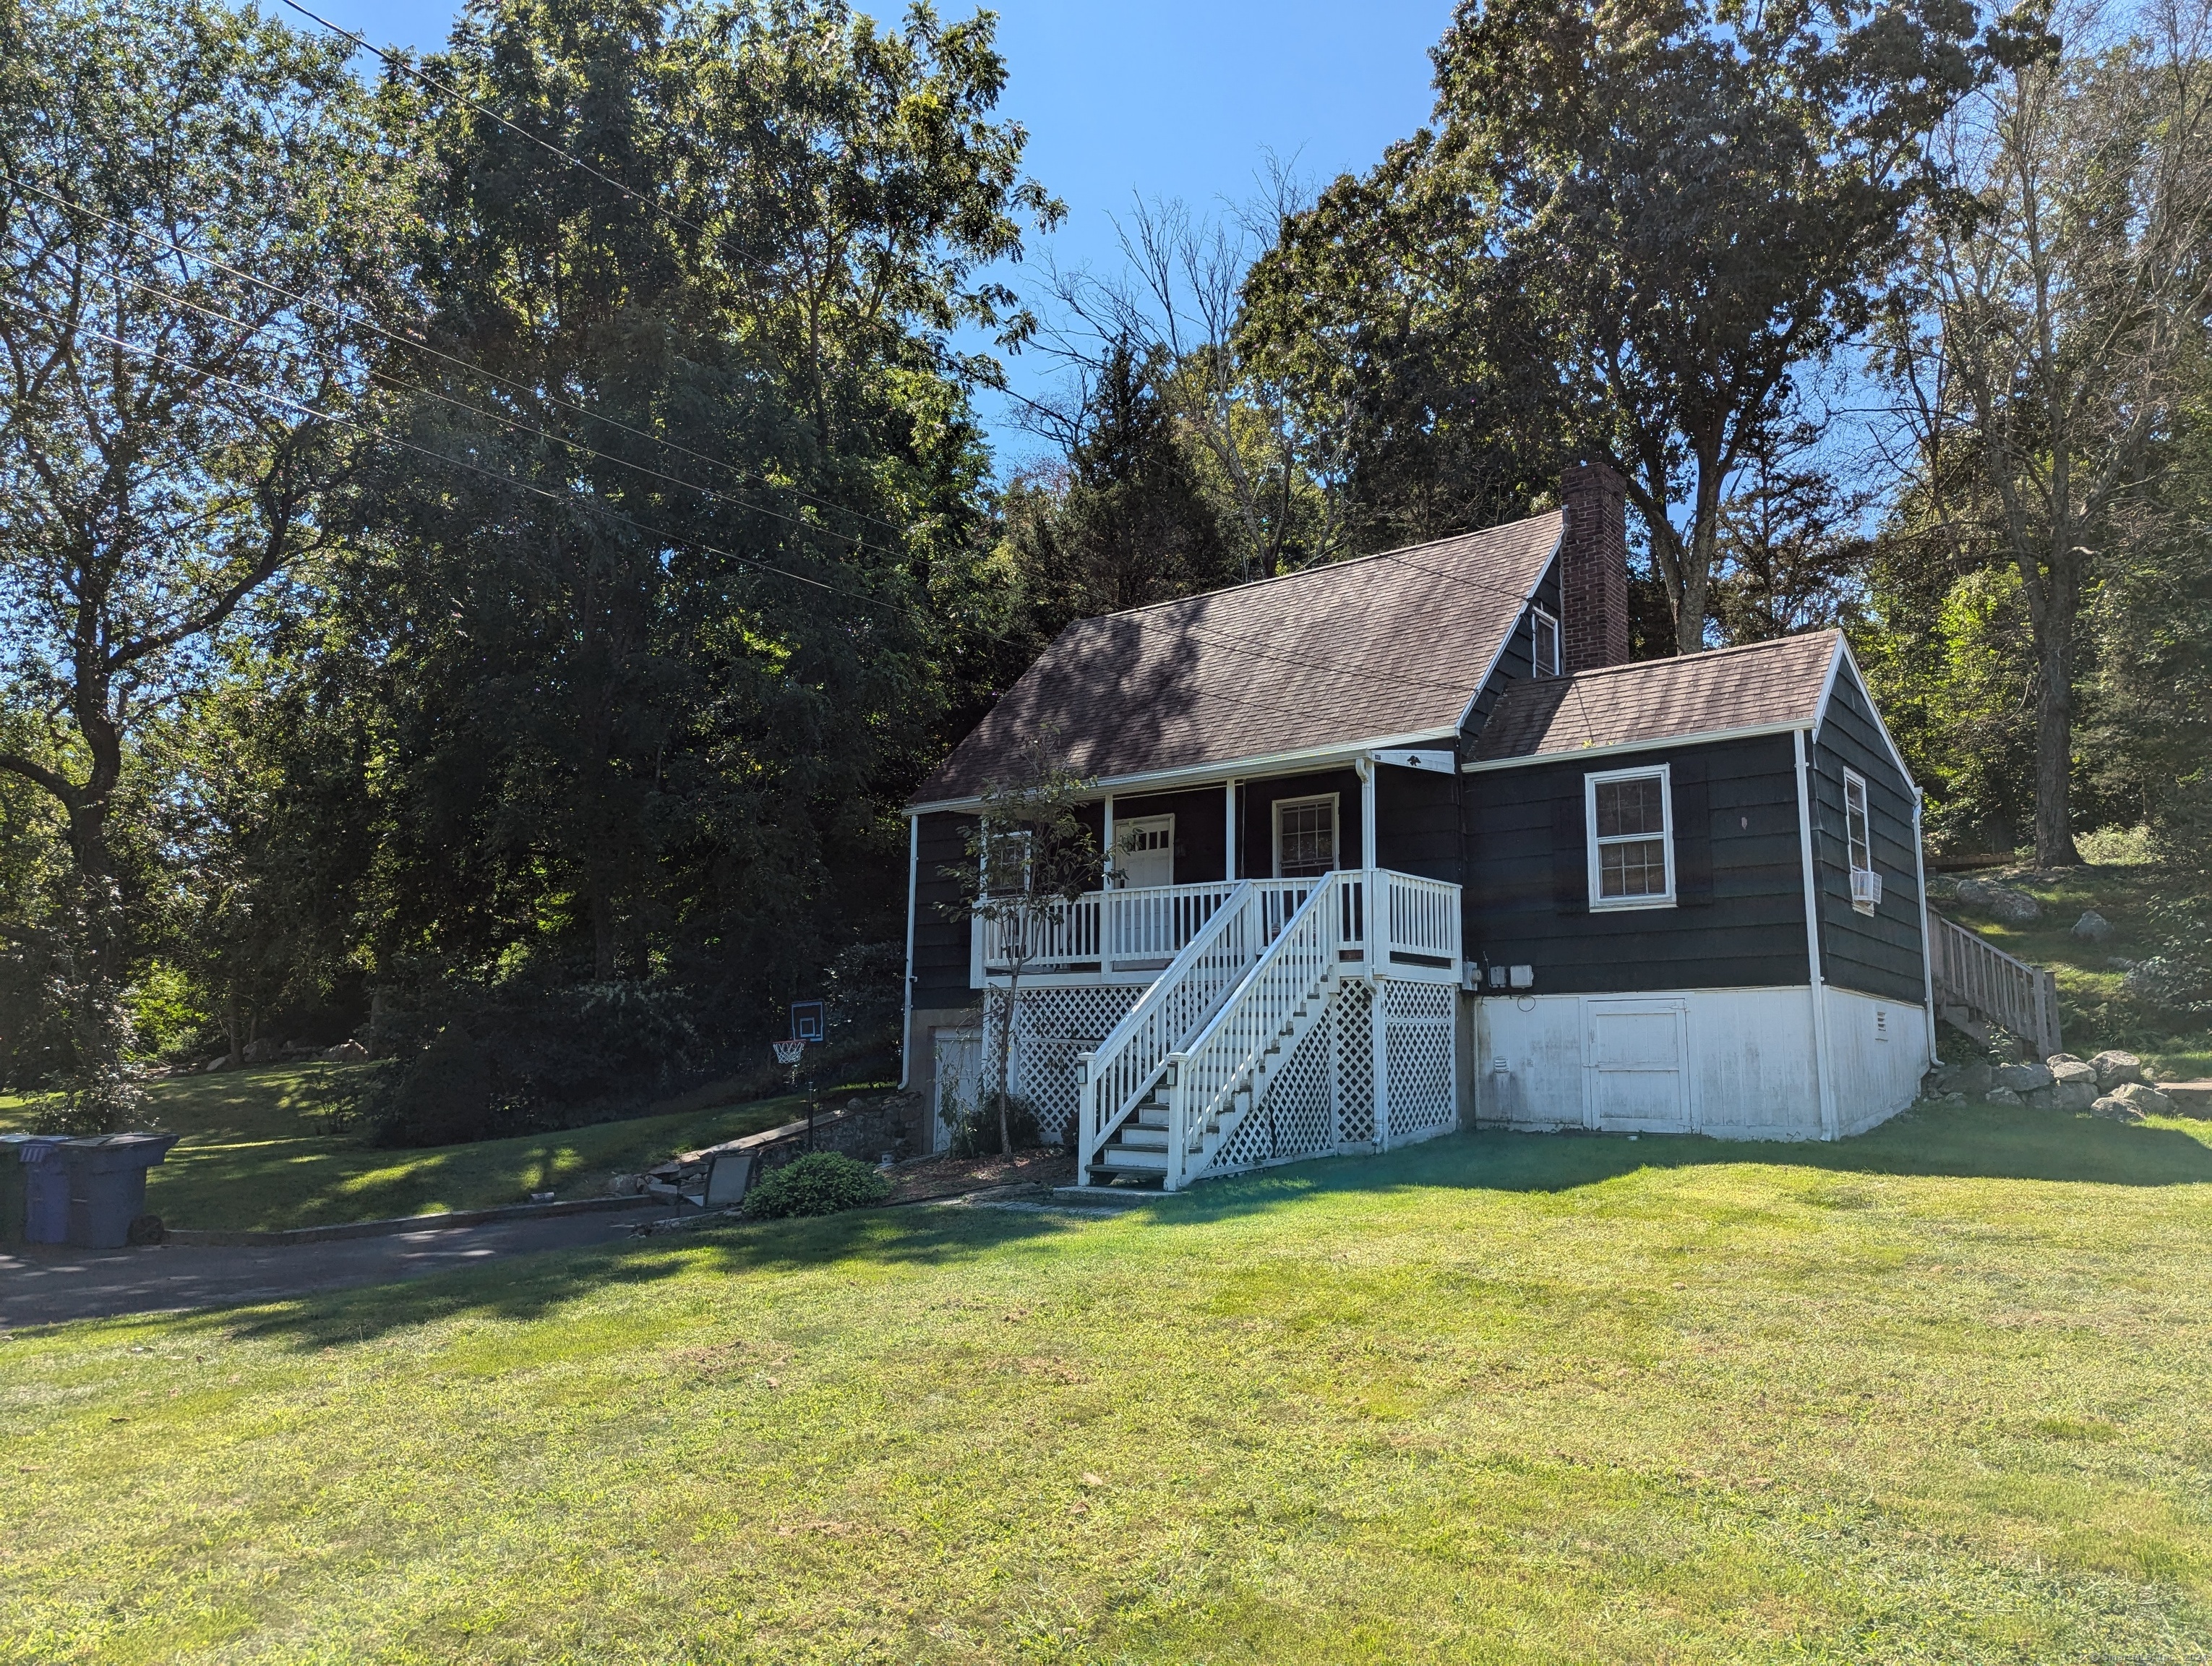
[61,1134,181,1248]
[17,1137,71,1245]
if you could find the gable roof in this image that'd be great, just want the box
[910,511,1564,808]
[1466,631,1843,769]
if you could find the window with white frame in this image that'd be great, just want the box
[980,828,1033,897]
[1274,795,1337,878]
[1531,607,1561,679]
[1586,766,1673,908]
[1844,769,1879,912]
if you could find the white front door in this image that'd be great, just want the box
[1115,814,1174,889]
[1582,999,1690,1132]
[932,1028,983,1153]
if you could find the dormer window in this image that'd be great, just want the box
[1531,608,1561,679]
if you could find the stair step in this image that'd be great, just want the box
[1136,1107,1169,1129]
[1116,1127,1169,1152]
[1084,1167,1165,1189]
[1092,1149,1168,1173]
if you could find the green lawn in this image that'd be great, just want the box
[0,1065,810,1232]
[1937,860,2212,1078]
[6,1105,2211,1662]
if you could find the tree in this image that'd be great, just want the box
[944,736,1097,1158]
[1251,0,1991,648]
[1002,337,1236,644]
[0,0,400,1127]
[1881,0,2212,865]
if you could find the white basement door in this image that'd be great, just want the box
[1582,999,1689,1132]
[932,1027,983,1153]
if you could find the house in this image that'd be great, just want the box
[901,463,1935,1187]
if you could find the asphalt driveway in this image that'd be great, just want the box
[0,1210,658,1328]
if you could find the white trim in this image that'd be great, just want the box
[1373,748,1457,774]
[1585,763,1676,911]
[900,814,918,1090]
[908,729,1457,815]
[1272,791,1341,879]
[1225,779,1238,881]
[1102,795,1115,891]
[1913,788,1939,1065]
[1815,636,1920,793]
[1453,532,1566,735]
[1843,768,1876,914]
[1795,730,1838,1138]
[1530,605,1562,679]
[1356,756,1378,866]
[1461,719,1809,774]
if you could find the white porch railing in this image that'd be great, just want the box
[977,868,1462,986]
[1165,875,1347,1189]
[1073,879,1314,1168]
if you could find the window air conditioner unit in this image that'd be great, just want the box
[1851,870,1882,907]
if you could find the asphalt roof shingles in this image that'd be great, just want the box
[912,511,1564,804]
[1470,631,1842,764]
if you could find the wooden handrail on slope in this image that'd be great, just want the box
[1929,913,2062,1059]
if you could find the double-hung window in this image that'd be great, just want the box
[1586,766,1673,909]
[1844,770,1879,911]
[1531,608,1561,679]
[1274,795,1338,879]
[981,828,1034,898]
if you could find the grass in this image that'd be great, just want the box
[5,1103,2212,1662]
[0,1065,811,1232]
[1937,859,2212,1079]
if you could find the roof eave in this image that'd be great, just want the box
[906,725,1464,814]
[1460,718,1814,774]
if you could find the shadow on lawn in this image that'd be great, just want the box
[1179,1101,2212,1214]
[176,1103,2211,1353]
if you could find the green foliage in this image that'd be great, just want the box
[740,1149,889,1218]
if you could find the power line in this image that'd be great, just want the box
[1,171,916,544]
[25,304,909,617]
[111,266,924,568]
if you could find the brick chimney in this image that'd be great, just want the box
[1559,461,1629,672]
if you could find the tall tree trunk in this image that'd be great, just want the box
[2031,595,2082,868]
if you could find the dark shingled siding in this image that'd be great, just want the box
[1809,662,1927,1005]
[1461,735,1814,994]
[912,811,978,1009]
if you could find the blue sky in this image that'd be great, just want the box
[334,0,1456,471]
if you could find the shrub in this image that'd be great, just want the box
[941,1091,1042,1156]
[742,1151,890,1219]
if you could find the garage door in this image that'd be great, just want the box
[1583,1000,1689,1133]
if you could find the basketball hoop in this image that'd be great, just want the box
[772,1038,805,1067]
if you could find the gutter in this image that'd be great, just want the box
[1795,729,1838,1139]
[1462,719,1809,774]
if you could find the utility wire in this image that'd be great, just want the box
[112,267,925,567]
[22,304,909,616]
[1,171,916,543]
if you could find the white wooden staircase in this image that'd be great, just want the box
[1080,871,1403,1189]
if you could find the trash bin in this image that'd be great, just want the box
[60,1134,181,1249]
[0,1133,39,1245]
[17,1137,71,1245]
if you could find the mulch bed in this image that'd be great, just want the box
[886,1147,1075,1203]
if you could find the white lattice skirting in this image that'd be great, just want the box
[987,986,1144,1143]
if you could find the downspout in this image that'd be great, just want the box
[899,813,918,1090]
[1794,730,1838,1139]
[1357,755,1386,1148]
[1224,779,1238,881]
[1913,787,1939,1067]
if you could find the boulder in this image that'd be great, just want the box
[2072,910,2113,942]
[1956,878,2041,923]
[1945,1059,1996,1099]
[2109,1080,2173,1117]
[2023,1086,2057,1111]
[202,1056,233,1074]
[1985,1085,2023,1107]
[2091,1095,2145,1123]
[321,1040,369,1064]
[2052,1079,2099,1111]
[2089,1050,2143,1092]
[2048,1059,2098,1089]
[1995,1060,2054,1095]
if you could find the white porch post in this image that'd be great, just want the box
[1224,779,1237,881]
[1372,977,1391,1152]
[1358,756,1379,866]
